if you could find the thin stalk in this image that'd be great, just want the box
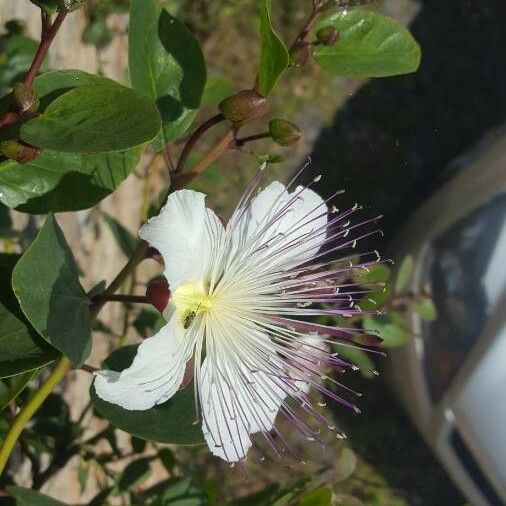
[0,357,72,475]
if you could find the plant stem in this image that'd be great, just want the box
[173,130,234,189]
[89,241,150,318]
[92,293,149,304]
[235,131,270,147]
[24,9,68,88]
[174,113,225,175]
[0,9,68,130]
[0,357,72,476]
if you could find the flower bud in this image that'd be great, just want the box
[316,26,340,46]
[12,83,39,115]
[289,41,312,67]
[145,278,170,313]
[0,140,40,164]
[269,118,302,147]
[218,90,268,126]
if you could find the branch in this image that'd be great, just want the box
[174,113,225,175]
[0,357,72,476]
[173,130,234,189]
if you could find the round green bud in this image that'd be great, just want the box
[269,118,302,147]
[218,90,269,125]
[316,26,340,46]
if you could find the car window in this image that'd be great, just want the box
[421,194,506,402]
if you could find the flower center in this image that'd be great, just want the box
[172,283,212,329]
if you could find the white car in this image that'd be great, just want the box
[386,126,506,506]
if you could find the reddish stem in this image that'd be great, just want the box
[175,113,225,174]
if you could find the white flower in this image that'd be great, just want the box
[95,167,380,463]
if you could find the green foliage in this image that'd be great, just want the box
[5,486,68,506]
[12,215,91,365]
[129,0,206,149]
[297,487,332,506]
[91,345,205,444]
[313,10,421,77]
[363,312,411,348]
[116,458,152,494]
[20,78,161,153]
[201,75,234,107]
[0,29,48,92]
[0,147,141,213]
[415,297,437,322]
[258,0,289,96]
[0,370,38,409]
[337,346,376,379]
[28,1,60,14]
[0,254,59,378]
[102,212,137,257]
[395,254,414,293]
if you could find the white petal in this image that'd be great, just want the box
[94,316,189,410]
[231,181,327,269]
[199,356,286,462]
[139,189,224,290]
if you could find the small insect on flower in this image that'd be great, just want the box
[94,162,384,464]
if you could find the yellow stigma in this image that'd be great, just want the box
[172,283,212,328]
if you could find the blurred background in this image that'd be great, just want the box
[0,0,505,504]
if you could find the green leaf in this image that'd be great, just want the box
[91,345,204,445]
[363,312,410,348]
[20,79,161,153]
[102,212,137,257]
[201,75,234,107]
[116,458,151,493]
[395,254,414,293]
[6,486,69,506]
[298,487,332,506]
[313,10,421,77]
[357,282,392,311]
[415,297,437,322]
[129,0,206,148]
[336,447,357,482]
[352,263,391,285]
[12,215,92,365]
[133,309,166,338]
[0,369,38,409]
[336,346,375,379]
[258,0,289,96]
[0,254,59,378]
[0,147,141,214]
[0,33,49,90]
[29,1,59,14]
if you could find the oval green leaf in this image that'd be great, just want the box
[20,79,161,153]
[0,147,141,214]
[0,254,59,378]
[12,215,92,365]
[363,312,410,348]
[91,345,204,445]
[313,10,421,77]
[258,0,289,96]
[395,254,414,293]
[129,0,206,149]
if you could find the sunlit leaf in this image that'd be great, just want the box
[313,10,421,77]
[20,78,161,153]
[415,297,437,322]
[129,0,206,148]
[12,215,91,365]
[258,0,289,96]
